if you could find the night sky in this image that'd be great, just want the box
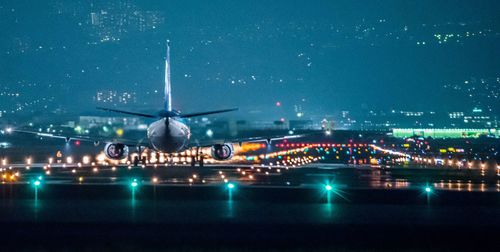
[1,0,499,119]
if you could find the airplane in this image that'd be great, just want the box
[4,41,311,166]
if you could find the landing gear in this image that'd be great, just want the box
[190,147,204,167]
[167,154,174,167]
[199,155,204,167]
[190,154,196,167]
[132,146,147,167]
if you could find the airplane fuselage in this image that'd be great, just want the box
[147,118,190,153]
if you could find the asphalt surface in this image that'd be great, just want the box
[0,164,499,251]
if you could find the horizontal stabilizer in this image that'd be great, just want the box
[97,107,237,119]
[96,107,157,118]
[179,108,238,118]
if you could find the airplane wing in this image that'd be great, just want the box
[188,131,324,148]
[3,127,150,148]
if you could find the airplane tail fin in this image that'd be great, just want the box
[164,40,172,112]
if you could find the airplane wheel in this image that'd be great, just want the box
[190,156,196,167]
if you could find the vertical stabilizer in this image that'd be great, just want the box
[164,40,172,112]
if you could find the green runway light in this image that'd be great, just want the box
[425,186,432,193]
[38,176,43,180]
[325,184,333,191]
[131,179,138,188]
[34,180,41,186]
[227,183,235,189]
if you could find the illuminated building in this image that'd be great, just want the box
[94,90,137,105]
[393,128,499,139]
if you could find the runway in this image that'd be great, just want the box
[0,163,499,250]
[3,162,499,191]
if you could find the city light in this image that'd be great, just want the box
[206,129,214,138]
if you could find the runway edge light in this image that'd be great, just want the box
[425,186,432,193]
[131,179,139,188]
[325,184,333,191]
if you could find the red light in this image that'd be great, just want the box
[75,140,81,146]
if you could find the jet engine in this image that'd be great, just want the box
[104,143,129,160]
[211,143,234,161]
